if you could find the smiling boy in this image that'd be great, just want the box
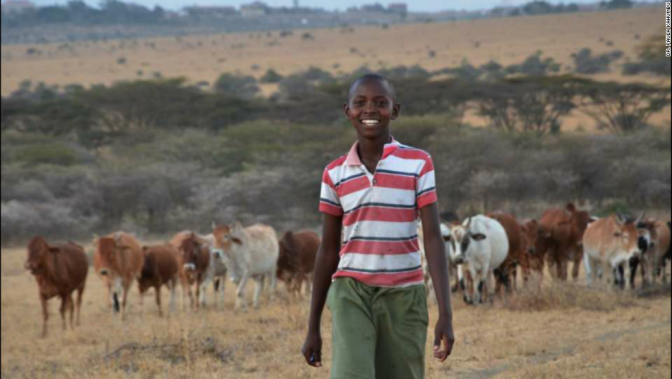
[302,74,455,379]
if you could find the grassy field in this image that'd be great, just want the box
[2,242,670,379]
[1,7,667,95]
[2,7,670,132]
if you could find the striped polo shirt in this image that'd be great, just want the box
[319,138,438,288]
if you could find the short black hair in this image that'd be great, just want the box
[348,74,397,102]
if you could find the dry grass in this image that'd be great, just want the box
[2,242,671,379]
[502,282,639,312]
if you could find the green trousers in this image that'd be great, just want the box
[327,277,429,379]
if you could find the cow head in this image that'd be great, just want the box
[444,218,487,264]
[566,203,591,240]
[179,233,209,277]
[25,237,58,276]
[95,233,129,277]
[636,218,658,255]
[613,214,643,260]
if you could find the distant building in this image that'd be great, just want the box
[241,2,268,17]
[1,0,35,14]
[185,5,237,17]
[388,3,408,15]
[361,3,385,13]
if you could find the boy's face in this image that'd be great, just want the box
[344,80,400,141]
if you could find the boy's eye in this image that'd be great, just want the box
[377,101,388,107]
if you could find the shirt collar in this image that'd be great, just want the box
[345,137,400,166]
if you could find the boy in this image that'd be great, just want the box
[302,74,455,379]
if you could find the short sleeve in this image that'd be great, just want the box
[416,154,438,209]
[319,168,343,216]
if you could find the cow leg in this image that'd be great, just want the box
[572,253,582,281]
[213,278,219,307]
[268,272,277,301]
[67,293,76,329]
[198,282,207,309]
[253,276,266,310]
[121,281,131,321]
[59,296,68,332]
[40,294,49,338]
[75,286,84,326]
[235,272,250,311]
[155,285,163,317]
[584,253,597,287]
[169,279,177,313]
[629,258,640,290]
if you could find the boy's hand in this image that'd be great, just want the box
[302,332,323,367]
[433,316,455,362]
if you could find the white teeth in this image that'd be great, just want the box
[362,120,380,126]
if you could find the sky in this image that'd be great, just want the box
[26,0,606,13]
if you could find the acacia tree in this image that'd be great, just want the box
[577,81,670,134]
[473,76,579,135]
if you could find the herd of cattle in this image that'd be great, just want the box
[23,203,672,337]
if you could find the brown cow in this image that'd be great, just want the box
[138,244,180,316]
[175,232,212,309]
[488,212,529,292]
[539,203,591,281]
[583,214,642,287]
[25,237,88,338]
[276,230,320,297]
[93,232,144,319]
[520,219,552,280]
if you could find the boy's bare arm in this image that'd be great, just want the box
[302,213,343,368]
[420,203,456,362]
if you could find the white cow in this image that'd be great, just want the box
[200,234,229,308]
[445,215,509,305]
[211,222,279,310]
[420,222,462,303]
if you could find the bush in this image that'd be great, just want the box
[260,69,283,84]
[214,73,259,99]
[572,48,623,74]
[506,53,560,76]
[12,143,82,166]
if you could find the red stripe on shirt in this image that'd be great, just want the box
[417,191,438,209]
[319,202,343,216]
[338,176,370,198]
[393,149,431,161]
[326,155,347,171]
[373,173,415,191]
[343,206,417,227]
[333,268,425,287]
[341,239,420,255]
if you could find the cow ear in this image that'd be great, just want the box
[443,235,452,242]
[472,233,487,241]
[566,203,577,213]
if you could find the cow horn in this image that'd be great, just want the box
[635,212,645,225]
[466,217,472,229]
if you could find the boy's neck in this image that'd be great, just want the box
[357,133,392,168]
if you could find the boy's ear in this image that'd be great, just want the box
[343,102,351,117]
[391,103,401,120]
